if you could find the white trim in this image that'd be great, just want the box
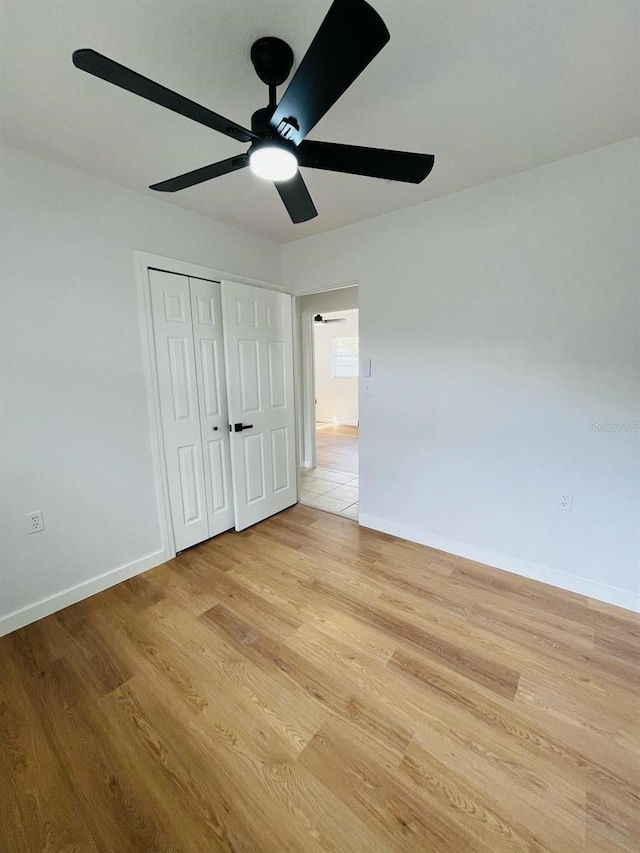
[134,249,287,293]
[133,249,282,560]
[0,550,166,637]
[359,513,640,613]
[293,279,359,295]
[301,306,317,468]
[292,302,305,471]
[135,253,176,559]
[293,283,360,470]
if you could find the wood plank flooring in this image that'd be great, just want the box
[1,504,639,852]
[315,423,358,475]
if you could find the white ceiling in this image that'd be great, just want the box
[1,0,638,244]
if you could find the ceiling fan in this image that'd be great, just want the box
[314,314,347,324]
[72,0,435,224]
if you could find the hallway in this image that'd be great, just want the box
[299,425,359,519]
[316,424,358,475]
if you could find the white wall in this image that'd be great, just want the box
[314,310,359,425]
[284,137,640,611]
[0,144,282,634]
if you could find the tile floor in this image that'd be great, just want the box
[298,467,359,520]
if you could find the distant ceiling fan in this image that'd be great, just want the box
[72,0,435,224]
[314,314,347,324]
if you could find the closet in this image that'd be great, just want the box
[148,269,296,551]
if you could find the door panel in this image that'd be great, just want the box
[199,339,222,417]
[222,282,297,530]
[235,297,259,327]
[271,427,290,492]
[177,444,203,523]
[243,433,266,504]
[149,270,209,550]
[167,337,196,421]
[267,341,286,408]
[189,278,235,537]
[238,339,261,413]
[206,438,229,513]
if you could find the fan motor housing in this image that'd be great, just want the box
[250,37,294,87]
[250,106,276,135]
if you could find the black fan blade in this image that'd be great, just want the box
[269,0,389,146]
[150,154,249,192]
[298,140,434,183]
[72,49,256,143]
[275,173,318,223]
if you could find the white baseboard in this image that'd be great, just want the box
[0,549,167,637]
[358,514,640,614]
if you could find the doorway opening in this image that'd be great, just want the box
[295,289,359,520]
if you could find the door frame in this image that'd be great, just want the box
[293,282,359,470]
[134,249,285,559]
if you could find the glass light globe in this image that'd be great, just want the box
[249,145,298,181]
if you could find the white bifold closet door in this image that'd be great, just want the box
[149,270,234,550]
[221,281,297,531]
[149,270,297,549]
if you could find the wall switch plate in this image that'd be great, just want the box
[26,510,45,533]
[559,493,573,512]
[362,358,371,378]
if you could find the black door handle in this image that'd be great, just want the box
[233,423,254,432]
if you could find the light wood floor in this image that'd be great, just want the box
[315,423,358,476]
[1,505,638,852]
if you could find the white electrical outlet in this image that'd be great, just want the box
[26,510,45,533]
[559,493,573,512]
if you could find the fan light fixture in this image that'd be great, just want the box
[249,144,298,181]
